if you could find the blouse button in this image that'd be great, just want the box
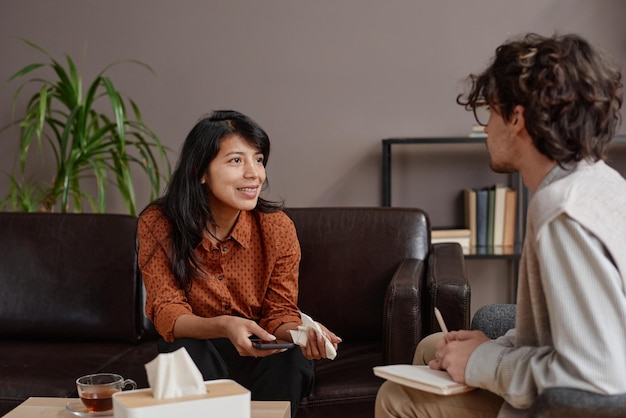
[222,246,229,252]
[217,275,224,281]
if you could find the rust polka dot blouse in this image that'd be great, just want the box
[137,205,302,342]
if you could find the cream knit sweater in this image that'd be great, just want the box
[466,160,626,417]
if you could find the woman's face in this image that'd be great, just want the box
[202,134,266,217]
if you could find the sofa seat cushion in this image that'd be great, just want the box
[0,340,156,400]
[300,341,384,409]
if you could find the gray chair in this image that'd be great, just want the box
[471,304,626,418]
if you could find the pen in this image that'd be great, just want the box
[434,307,449,336]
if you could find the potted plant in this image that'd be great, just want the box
[0,39,170,215]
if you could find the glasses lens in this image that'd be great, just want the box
[473,105,490,126]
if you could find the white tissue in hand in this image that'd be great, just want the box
[145,347,206,399]
[288,312,337,360]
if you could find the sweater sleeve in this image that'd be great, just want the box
[466,214,626,408]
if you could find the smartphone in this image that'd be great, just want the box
[250,338,296,350]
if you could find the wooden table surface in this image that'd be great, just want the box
[4,397,290,418]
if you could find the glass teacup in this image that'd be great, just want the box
[76,373,137,412]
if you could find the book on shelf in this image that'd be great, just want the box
[431,228,470,250]
[493,184,508,247]
[373,365,475,396]
[464,184,517,253]
[487,187,495,248]
[503,188,517,248]
[475,188,489,248]
[463,189,477,248]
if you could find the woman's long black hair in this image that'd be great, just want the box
[151,110,283,290]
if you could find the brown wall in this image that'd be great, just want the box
[1,0,625,214]
[1,1,625,311]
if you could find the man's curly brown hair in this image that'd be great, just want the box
[457,33,623,164]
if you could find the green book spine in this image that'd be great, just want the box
[487,187,495,247]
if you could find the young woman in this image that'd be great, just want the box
[137,110,340,417]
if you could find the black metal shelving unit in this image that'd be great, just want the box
[381,135,626,302]
[381,136,526,259]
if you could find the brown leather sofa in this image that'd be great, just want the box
[285,208,470,417]
[0,208,470,417]
[0,212,157,416]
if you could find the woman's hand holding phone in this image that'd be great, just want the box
[249,337,296,350]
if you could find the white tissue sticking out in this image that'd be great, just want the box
[145,347,207,399]
[289,312,337,360]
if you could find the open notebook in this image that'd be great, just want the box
[373,365,475,396]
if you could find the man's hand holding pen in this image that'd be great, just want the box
[430,308,489,384]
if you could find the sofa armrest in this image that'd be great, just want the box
[383,258,425,364]
[426,243,471,333]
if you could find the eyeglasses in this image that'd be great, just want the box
[472,104,491,127]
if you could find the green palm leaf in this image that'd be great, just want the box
[2,39,170,214]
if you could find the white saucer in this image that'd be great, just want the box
[65,400,113,417]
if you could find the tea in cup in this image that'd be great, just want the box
[76,373,137,412]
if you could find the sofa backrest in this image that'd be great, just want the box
[284,207,430,341]
[0,212,143,343]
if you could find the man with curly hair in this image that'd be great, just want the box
[376,33,626,417]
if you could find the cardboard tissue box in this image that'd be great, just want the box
[113,347,250,417]
[113,379,250,418]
